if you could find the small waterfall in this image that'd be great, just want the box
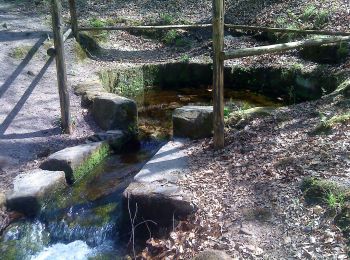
[47,220,116,246]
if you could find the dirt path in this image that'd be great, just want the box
[0,2,100,192]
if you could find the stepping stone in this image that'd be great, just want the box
[6,169,66,216]
[173,106,213,139]
[123,140,196,227]
[88,130,129,151]
[92,93,137,131]
[40,142,110,183]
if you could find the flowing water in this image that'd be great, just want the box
[0,86,280,259]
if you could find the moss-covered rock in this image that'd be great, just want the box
[40,142,110,184]
[334,79,350,98]
[301,177,347,207]
[226,106,275,128]
[309,112,350,136]
[77,32,100,53]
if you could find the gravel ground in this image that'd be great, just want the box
[0,2,101,193]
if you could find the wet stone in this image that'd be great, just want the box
[173,106,213,139]
[123,140,196,227]
[6,169,66,216]
[88,130,127,151]
[92,93,138,131]
[40,142,109,183]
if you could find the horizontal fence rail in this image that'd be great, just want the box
[225,24,350,36]
[77,24,212,31]
[77,23,350,37]
[223,35,350,60]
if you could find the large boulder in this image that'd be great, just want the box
[92,93,138,131]
[123,140,196,228]
[40,142,110,184]
[173,106,213,139]
[6,169,66,216]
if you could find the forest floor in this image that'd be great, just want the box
[1,0,350,258]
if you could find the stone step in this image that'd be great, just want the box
[6,169,67,216]
[173,105,213,139]
[123,139,196,227]
[40,141,110,183]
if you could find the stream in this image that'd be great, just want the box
[0,86,280,259]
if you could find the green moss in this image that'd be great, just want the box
[74,41,88,61]
[9,45,32,59]
[301,177,347,207]
[226,107,275,127]
[92,203,118,224]
[73,143,110,182]
[310,112,350,135]
[335,204,350,236]
[334,79,350,98]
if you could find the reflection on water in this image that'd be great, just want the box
[136,86,281,139]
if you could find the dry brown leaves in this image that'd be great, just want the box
[142,94,350,259]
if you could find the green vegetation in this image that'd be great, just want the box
[87,18,110,42]
[161,30,190,47]
[9,45,32,59]
[310,112,350,135]
[179,54,190,63]
[74,41,88,61]
[301,5,317,22]
[162,30,179,45]
[302,177,350,254]
[301,177,347,208]
[73,143,110,183]
[159,13,176,25]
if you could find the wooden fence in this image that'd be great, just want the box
[50,0,350,146]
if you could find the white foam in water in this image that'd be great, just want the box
[31,240,92,260]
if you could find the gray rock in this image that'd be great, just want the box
[192,250,233,260]
[6,169,66,216]
[173,106,213,139]
[88,130,128,151]
[92,93,137,131]
[123,140,196,227]
[40,142,110,183]
[73,81,106,108]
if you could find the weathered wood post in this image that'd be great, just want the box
[212,0,225,149]
[51,0,72,134]
[68,0,78,39]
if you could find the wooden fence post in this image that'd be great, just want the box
[51,0,72,134]
[68,0,78,39]
[212,0,225,149]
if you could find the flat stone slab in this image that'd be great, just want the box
[173,106,213,139]
[40,141,109,183]
[123,139,196,227]
[6,169,66,216]
[92,92,138,131]
[88,130,129,151]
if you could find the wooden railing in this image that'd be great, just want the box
[50,0,350,142]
